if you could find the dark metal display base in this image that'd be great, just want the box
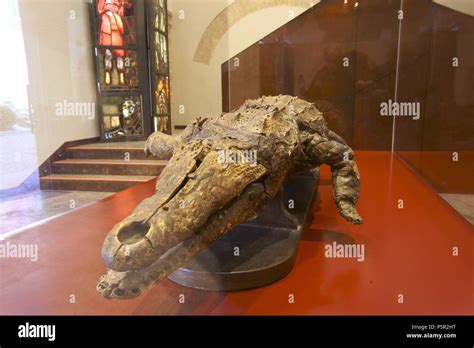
[167,170,320,291]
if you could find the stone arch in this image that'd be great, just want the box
[193,0,316,64]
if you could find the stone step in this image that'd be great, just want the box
[66,142,149,160]
[40,174,156,192]
[52,158,167,176]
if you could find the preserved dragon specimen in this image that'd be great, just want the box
[97,95,362,299]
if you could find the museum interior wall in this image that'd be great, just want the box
[18,0,99,167]
[168,0,313,129]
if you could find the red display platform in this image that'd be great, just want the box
[0,151,472,315]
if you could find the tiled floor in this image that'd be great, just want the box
[0,189,114,235]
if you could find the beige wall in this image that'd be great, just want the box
[434,0,474,16]
[168,0,312,129]
[168,0,230,129]
[19,0,99,165]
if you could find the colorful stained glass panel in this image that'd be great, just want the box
[96,0,136,47]
[101,95,143,138]
[97,49,139,89]
[154,32,168,72]
[154,0,166,32]
[154,116,169,132]
[155,76,169,114]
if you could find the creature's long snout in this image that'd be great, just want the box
[101,220,159,272]
[101,148,268,273]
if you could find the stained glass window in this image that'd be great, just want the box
[102,95,143,139]
[155,32,168,72]
[154,116,169,132]
[96,0,136,47]
[148,0,171,134]
[155,76,169,114]
[150,0,170,134]
[154,0,166,32]
[97,49,139,89]
[92,0,151,140]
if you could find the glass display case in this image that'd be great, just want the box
[222,0,472,222]
[0,0,472,337]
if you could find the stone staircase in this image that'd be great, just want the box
[40,141,167,192]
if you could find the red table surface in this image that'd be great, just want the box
[0,151,472,315]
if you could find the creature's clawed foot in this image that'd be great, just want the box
[338,200,363,224]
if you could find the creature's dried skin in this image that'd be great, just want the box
[97,95,362,299]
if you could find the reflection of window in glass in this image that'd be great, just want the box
[0,0,36,190]
[155,32,168,72]
[0,1,29,117]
